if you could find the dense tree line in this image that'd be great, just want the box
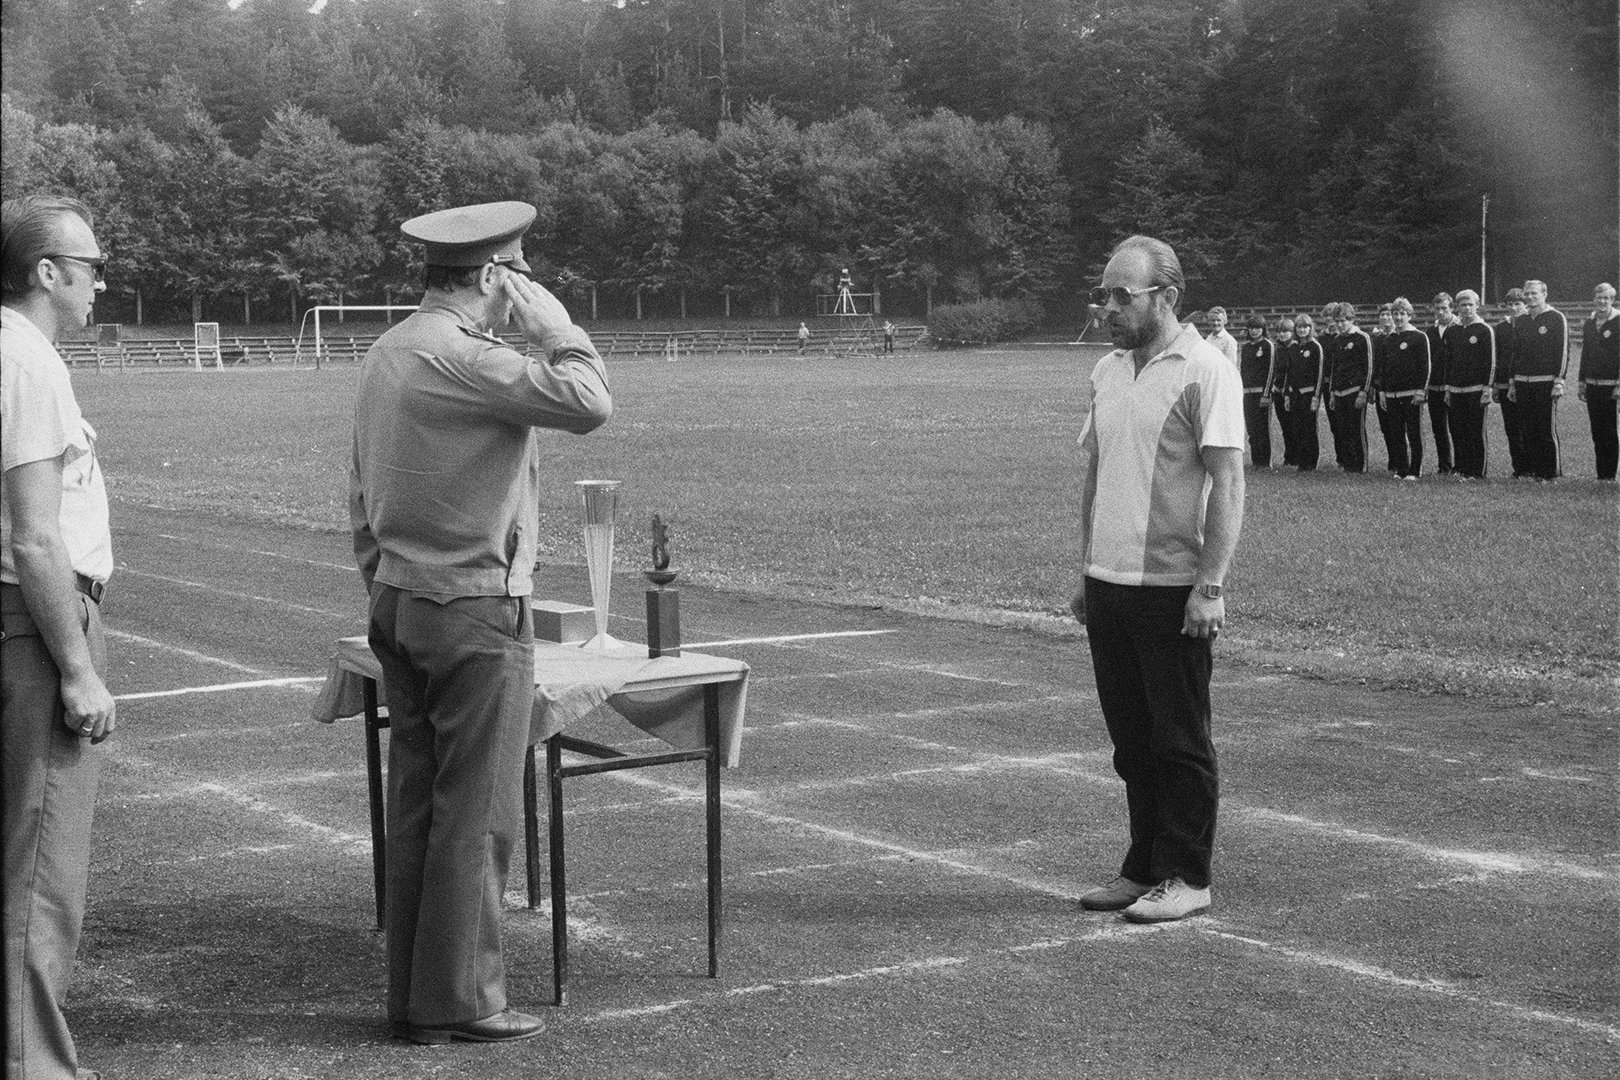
[1,0,1614,325]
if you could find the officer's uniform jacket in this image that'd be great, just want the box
[351,302,612,598]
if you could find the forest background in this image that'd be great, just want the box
[1,0,1615,327]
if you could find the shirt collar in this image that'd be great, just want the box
[0,304,52,347]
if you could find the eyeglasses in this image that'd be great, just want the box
[45,254,106,283]
[1089,284,1164,308]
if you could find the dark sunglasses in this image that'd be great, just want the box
[46,254,106,283]
[1089,284,1164,308]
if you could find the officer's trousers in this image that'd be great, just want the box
[368,586,535,1028]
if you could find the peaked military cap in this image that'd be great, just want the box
[401,201,536,273]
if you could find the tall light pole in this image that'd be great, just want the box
[1480,193,1490,302]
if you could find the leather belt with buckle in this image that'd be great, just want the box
[75,573,105,604]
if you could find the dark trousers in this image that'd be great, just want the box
[1427,394,1453,473]
[3,584,105,1080]
[1274,397,1295,465]
[1449,391,1489,478]
[1284,393,1320,470]
[1083,577,1217,889]
[1376,400,1400,471]
[368,585,536,1027]
[1499,393,1528,476]
[1326,394,1367,472]
[1385,397,1424,477]
[1516,382,1561,480]
[1243,394,1271,467]
[1585,387,1618,479]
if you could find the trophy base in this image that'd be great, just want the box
[580,632,629,652]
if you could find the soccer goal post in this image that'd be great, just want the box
[297,305,420,367]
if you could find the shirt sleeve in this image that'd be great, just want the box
[1198,353,1246,450]
[1,339,88,473]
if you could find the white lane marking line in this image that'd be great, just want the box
[111,750,371,853]
[748,716,1612,881]
[144,844,298,866]
[685,629,898,648]
[153,534,355,573]
[599,768,1099,902]
[587,925,1165,1022]
[1239,808,1612,882]
[1201,925,1620,1041]
[114,567,351,618]
[115,677,323,701]
[1519,768,1596,784]
[105,630,265,674]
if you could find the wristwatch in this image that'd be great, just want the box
[1195,583,1223,600]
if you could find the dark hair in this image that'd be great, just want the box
[1,195,95,298]
[1503,287,1525,303]
[1245,314,1266,329]
[1109,234,1186,312]
[423,264,483,291]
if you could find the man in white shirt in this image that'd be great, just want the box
[1070,236,1246,924]
[2,193,115,1080]
[1206,305,1239,367]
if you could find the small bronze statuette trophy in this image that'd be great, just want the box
[644,514,680,657]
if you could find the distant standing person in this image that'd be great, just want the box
[883,319,896,354]
[1444,290,1495,480]
[1206,306,1239,367]
[1238,314,1277,468]
[1577,283,1618,480]
[1425,292,1457,475]
[1514,279,1567,481]
[1371,303,1400,472]
[1325,303,1373,473]
[1495,289,1529,477]
[352,202,613,1045]
[1282,313,1324,471]
[2,194,116,1080]
[797,321,810,355]
[1272,316,1298,466]
[1071,235,1245,923]
[1380,298,1431,479]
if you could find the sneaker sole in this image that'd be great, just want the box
[1079,894,1144,911]
[404,1025,545,1045]
[1122,903,1210,924]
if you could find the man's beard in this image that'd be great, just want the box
[1109,311,1162,351]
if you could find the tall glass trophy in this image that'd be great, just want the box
[574,480,623,650]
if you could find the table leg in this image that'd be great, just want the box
[363,677,386,931]
[524,747,541,908]
[705,683,722,978]
[548,735,568,1006]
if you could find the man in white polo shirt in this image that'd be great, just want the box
[1069,235,1246,923]
[2,193,116,1080]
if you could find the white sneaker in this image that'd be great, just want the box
[1122,877,1211,923]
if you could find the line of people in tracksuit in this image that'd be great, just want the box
[1215,281,1619,481]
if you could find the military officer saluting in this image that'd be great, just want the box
[351,202,612,1046]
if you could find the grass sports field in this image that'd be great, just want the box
[63,346,1616,1078]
